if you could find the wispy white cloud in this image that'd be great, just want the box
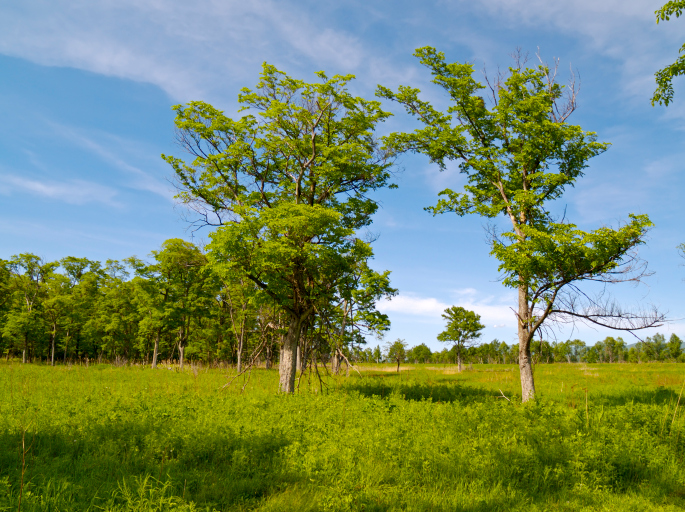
[0,174,121,207]
[0,0,374,103]
[445,0,680,103]
[47,123,174,201]
[378,289,516,327]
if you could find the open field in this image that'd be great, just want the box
[1,362,685,511]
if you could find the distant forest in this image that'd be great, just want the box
[1,241,681,368]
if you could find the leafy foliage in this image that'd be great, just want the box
[653,1,685,106]
[2,363,685,511]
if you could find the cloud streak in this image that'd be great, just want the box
[0,174,121,207]
[377,290,516,327]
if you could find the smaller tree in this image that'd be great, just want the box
[408,343,432,363]
[668,333,683,361]
[372,345,382,363]
[385,338,407,373]
[437,306,484,372]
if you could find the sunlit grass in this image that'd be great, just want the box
[1,361,685,511]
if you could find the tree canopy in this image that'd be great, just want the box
[379,47,662,400]
[163,64,396,392]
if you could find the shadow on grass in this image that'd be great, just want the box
[343,378,499,404]
[0,420,295,511]
[588,386,682,407]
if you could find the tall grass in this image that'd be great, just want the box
[1,361,685,511]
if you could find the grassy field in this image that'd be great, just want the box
[1,361,685,511]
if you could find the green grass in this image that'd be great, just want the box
[1,361,685,511]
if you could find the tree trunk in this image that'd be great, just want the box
[236,339,242,374]
[265,344,272,369]
[457,348,463,373]
[279,315,304,393]
[396,359,400,373]
[179,345,185,370]
[518,284,536,402]
[152,331,160,369]
[332,350,339,375]
[50,326,56,367]
[296,344,302,374]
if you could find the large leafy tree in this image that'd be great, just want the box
[652,1,685,106]
[164,64,395,392]
[437,306,485,372]
[379,48,662,401]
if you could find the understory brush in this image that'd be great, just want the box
[1,362,684,511]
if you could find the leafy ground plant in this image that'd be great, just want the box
[1,362,685,511]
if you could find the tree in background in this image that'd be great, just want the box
[165,64,395,393]
[407,343,432,363]
[379,47,662,401]
[372,345,382,363]
[385,338,407,373]
[668,333,683,361]
[3,254,57,363]
[652,1,685,106]
[437,306,484,372]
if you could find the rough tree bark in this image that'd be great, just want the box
[279,315,305,393]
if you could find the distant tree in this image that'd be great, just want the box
[652,1,685,106]
[568,340,587,362]
[437,306,484,372]
[668,333,683,360]
[408,343,432,363]
[627,347,639,363]
[552,341,571,363]
[372,345,382,364]
[4,254,57,363]
[379,47,661,401]
[385,339,407,373]
[650,333,667,361]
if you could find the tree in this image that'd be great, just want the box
[408,343,432,363]
[379,47,662,401]
[668,333,683,360]
[372,345,382,363]
[164,64,395,393]
[437,306,484,372]
[652,1,685,106]
[385,338,407,373]
[4,254,57,362]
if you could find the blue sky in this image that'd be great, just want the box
[1,0,684,350]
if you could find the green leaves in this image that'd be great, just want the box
[491,214,653,292]
[653,1,685,106]
[437,306,484,347]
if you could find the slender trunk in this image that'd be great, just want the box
[518,284,536,402]
[396,359,400,373]
[22,349,26,364]
[296,344,302,374]
[236,342,242,373]
[265,344,272,369]
[331,350,339,375]
[179,345,185,370]
[457,347,463,373]
[279,315,304,393]
[63,330,69,363]
[50,325,56,367]
[152,330,160,369]
[23,333,28,364]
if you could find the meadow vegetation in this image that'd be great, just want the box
[2,361,685,511]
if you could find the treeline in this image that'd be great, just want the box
[0,238,394,370]
[374,335,685,365]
